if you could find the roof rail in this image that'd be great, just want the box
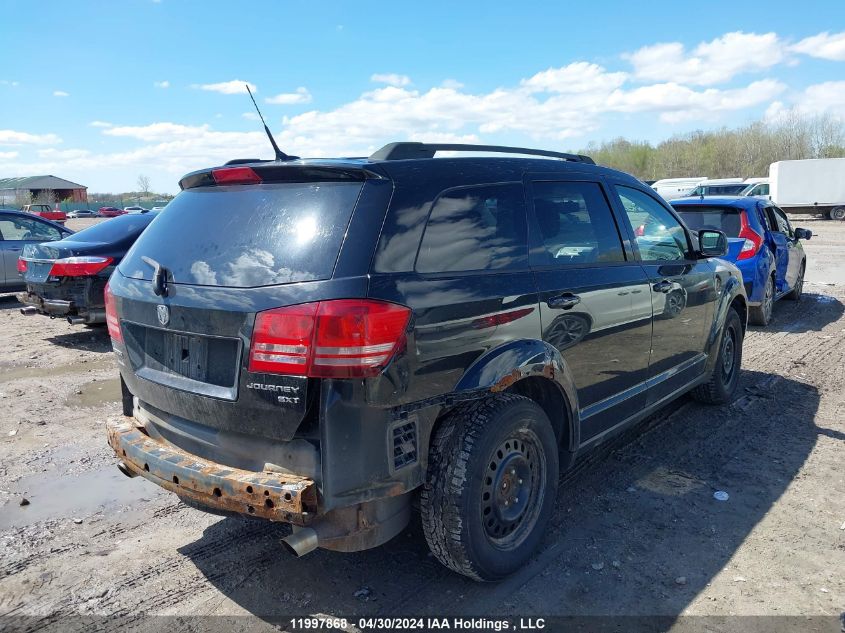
[369,142,595,164]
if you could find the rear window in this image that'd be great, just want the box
[67,214,154,243]
[119,182,362,288]
[673,205,742,237]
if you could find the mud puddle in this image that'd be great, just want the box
[65,377,121,408]
[0,465,163,530]
[0,359,112,384]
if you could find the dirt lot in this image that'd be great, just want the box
[0,216,843,629]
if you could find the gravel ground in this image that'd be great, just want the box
[0,216,842,630]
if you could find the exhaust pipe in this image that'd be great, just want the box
[20,306,37,316]
[116,461,138,478]
[281,527,319,557]
[67,310,106,326]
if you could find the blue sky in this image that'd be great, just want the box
[1,0,845,194]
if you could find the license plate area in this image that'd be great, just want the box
[24,261,54,283]
[122,322,241,400]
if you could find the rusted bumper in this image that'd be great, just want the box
[106,419,318,524]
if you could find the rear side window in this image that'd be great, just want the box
[66,214,154,242]
[415,183,527,273]
[530,181,624,266]
[615,186,689,261]
[673,206,742,237]
[120,182,362,288]
[0,216,62,241]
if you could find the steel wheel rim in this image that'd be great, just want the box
[720,326,736,383]
[764,279,774,320]
[481,430,546,549]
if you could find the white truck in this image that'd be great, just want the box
[769,158,845,220]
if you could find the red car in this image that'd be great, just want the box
[98,206,126,217]
[22,204,67,224]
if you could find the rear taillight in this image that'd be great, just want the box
[17,257,27,273]
[104,282,123,342]
[49,256,114,277]
[211,166,262,185]
[737,212,763,261]
[249,299,411,378]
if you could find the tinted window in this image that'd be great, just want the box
[416,183,527,273]
[673,205,742,237]
[66,213,155,243]
[0,215,62,241]
[712,184,747,195]
[531,181,624,266]
[120,182,362,288]
[616,186,688,261]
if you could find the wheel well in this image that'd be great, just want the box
[505,376,570,448]
[730,295,748,334]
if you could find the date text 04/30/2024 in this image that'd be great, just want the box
[289,617,546,630]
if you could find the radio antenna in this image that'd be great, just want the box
[246,84,297,161]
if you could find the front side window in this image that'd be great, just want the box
[615,186,689,261]
[0,216,62,241]
[416,183,527,273]
[530,181,625,266]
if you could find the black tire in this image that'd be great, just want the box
[690,308,743,405]
[830,206,845,221]
[421,394,558,581]
[786,263,805,301]
[749,274,775,326]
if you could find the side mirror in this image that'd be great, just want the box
[794,228,812,240]
[698,229,728,257]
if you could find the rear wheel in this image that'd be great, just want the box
[830,207,845,221]
[749,275,774,326]
[421,394,558,581]
[787,263,805,301]
[691,308,743,405]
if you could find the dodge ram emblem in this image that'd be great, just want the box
[156,304,170,326]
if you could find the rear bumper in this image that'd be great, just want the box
[106,418,318,524]
[17,282,107,323]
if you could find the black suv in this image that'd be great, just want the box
[106,143,747,581]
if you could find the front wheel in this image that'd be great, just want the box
[690,308,743,405]
[829,206,845,221]
[787,263,805,301]
[421,394,558,581]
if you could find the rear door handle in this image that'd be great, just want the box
[653,280,672,293]
[546,293,581,310]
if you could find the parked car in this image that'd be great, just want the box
[741,178,769,198]
[105,142,747,581]
[67,209,99,218]
[686,179,748,197]
[651,177,707,200]
[0,209,72,292]
[123,206,148,214]
[672,196,810,325]
[18,212,158,324]
[22,203,67,225]
[98,206,125,217]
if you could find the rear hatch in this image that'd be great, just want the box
[111,166,373,444]
[673,204,749,262]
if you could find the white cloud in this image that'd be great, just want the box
[192,79,256,95]
[103,122,216,142]
[1,80,20,87]
[625,32,785,85]
[791,31,845,61]
[53,90,70,97]
[89,121,113,128]
[37,148,92,160]
[768,81,845,120]
[154,80,170,88]
[0,151,19,160]
[521,62,628,93]
[371,73,412,87]
[264,87,312,105]
[441,79,464,90]
[242,112,260,121]
[0,130,62,146]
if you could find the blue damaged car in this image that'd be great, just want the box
[671,196,812,325]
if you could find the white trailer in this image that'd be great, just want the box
[651,177,707,201]
[769,158,845,220]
